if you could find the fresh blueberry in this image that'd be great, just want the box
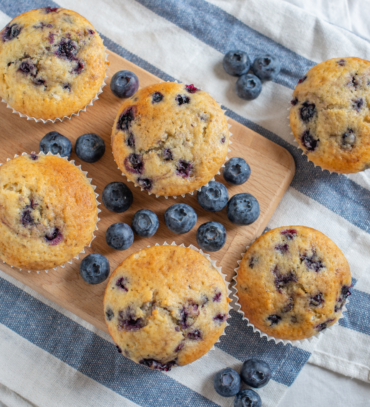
[75,133,105,163]
[197,181,229,212]
[223,50,251,76]
[213,368,241,397]
[102,182,133,213]
[164,203,197,234]
[79,254,110,285]
[110,70,139,98]
[236,74,262,100]
[39,131,72,159]
[196,221,226,252]
[227,193,260,225]
[241,359,271,388]
[223,157,251,185]
[106,223,134,251]
[234,389,262,407]
[252,54,281,81]
[131,209,159,237]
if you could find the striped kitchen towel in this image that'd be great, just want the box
[0,0,369,406]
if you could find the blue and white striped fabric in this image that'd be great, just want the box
[0,1,370,406]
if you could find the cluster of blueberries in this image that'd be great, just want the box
[223,51,281,100]
[214,359,271,407]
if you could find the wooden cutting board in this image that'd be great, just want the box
[0,50,295,333]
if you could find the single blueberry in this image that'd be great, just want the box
[302,130,319,151]
[132,209,159,237]
[213,368,241,397]
[56,38,77,60]
[39,131,72,159]
[75,133,105,163]
[234,389,262,407]
[79,254,110,285]
[227,193,260,225]
[18,60,36,76]
[267,314,281,326]
[110,70,139,98]
[44,7,59,13]
[301,130,320,151]
[251,54,281,81]
[106,223,134,250]
[175,94,190,105]
[164,203,197,234]
[102,182,133,213]
[152,92,163,103]
[300,101,316,122]
[196,221,226,252]
[125,153,144,174]
[105,308,114,321]
[197,181,229,212]
[223,50,251,76]
[176,160,192,177]
[45,228,63,246]
[2,24,22,42]
[236,74,262,100]
[137,178,152,191]
[117,106,136,131]
[223,157,251,185]
[241,359,272,388]
[185,84,199,93]
[341,129,356,150]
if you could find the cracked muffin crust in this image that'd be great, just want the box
[290,57,370,173]
[103,245,229,370]
[236,226,351,341]
[111,82,229,196]
[0,153,98,270]
[0,7,107,120]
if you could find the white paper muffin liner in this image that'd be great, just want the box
[0,151,101,274]
[116,81,232,199]
[139,241,232,365]
[1,49,109,124]
[232,235,351,346]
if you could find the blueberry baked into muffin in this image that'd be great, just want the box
[0,153,98,270]
[236,226,351,341]
[104,245,229,370]
[0,7,107,121]
[290,57,370,173]
[111,82,230,196]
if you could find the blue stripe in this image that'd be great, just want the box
[0,277,219,407]
[135,0,315,89]
[2,1,370,235]
[0,275,305,388]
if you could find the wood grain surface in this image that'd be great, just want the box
[0,50,295,333]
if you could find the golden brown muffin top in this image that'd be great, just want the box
[0,153,98,270]
[0,7,107,120]
[111,82,229,196]
[236,226,351,341]
[104,245,229,370]
[290,57,370,173]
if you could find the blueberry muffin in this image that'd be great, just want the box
[290,57,370,173]
[236,226,351,341]
[103,245,229,370]
[0,7,107,121]
[111,82,229,196]
[0,153,98,270]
